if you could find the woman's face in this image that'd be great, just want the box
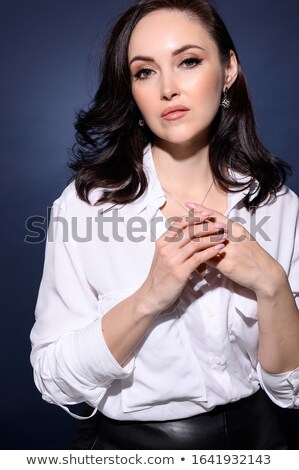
[128,9,237,147]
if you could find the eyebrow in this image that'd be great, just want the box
[129,44,206,67]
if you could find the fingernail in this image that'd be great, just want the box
[201,210,214,216]
[215,222,226,229]
[214,243,225,251]
[216,232,226,241]
[185,202,196,209]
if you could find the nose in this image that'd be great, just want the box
[160,73,180,101]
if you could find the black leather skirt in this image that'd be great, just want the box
[71,388,287,450]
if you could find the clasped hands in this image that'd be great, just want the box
[168,201,286,296]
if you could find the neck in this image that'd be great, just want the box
[152,140,213,199]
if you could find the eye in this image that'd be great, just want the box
[180,57,203,68]
[133,67,154,80]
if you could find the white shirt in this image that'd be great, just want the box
[30,144,299,421]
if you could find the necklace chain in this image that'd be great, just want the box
[152,151,214,213]
[161,180,214,214]
[161,180,214,279]
[152,153,213,278]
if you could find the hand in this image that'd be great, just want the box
[141,210,227,312]
[185,202,286,295]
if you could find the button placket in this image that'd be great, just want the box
[228,329,236,342]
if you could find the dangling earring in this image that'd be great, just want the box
[138,119,145,127]
[220,87,230,109]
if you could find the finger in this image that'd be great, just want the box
[162,211,214,241]
[167,225,227,264]
[179,223,227,249]
[172,209,215,226]
[178,232,227,262]
[184,243,226,273]
[164,219,226,246]
[191,221,227,239]
[163,217,185,241]
[185,202,228,225]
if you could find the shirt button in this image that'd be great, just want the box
[212,357,222,366]
[217,273,222,279]
[292,372,299,380]
[188,274,194,280]
[207,308,215,317]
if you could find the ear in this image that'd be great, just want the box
[223,50,239,91]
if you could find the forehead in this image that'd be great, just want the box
[128,9,217,57]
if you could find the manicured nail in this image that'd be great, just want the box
[216,232,226,241]
[201,210,214,216]
[185,202,196,209]
[214,243,225,250]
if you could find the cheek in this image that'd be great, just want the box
[132,87,151,116]
[192,75,222,104]
[186,64,223,99]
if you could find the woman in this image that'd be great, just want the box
[30,0,299,450]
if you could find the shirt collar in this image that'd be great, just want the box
[90,144,259,219]
[119,143,166,218]
[226,169,259,216]
[90,144,165,219]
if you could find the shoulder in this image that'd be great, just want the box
[51,181,105,216]
[243,185,299,258]
[251,185,299,227]
[230,168,299,213]
[52,181,77,209]
[255,185,299,246]
[266,185,299,214]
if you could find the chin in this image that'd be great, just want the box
[159,130,208,146]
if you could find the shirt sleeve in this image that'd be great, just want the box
[287,211,299,307]
[257,364,299,408]
[30,201,135,419]
[257,189,299,409]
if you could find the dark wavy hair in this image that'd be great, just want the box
[68,0,291,210]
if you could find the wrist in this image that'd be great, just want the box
[134,284,164,317]
[255,265,288,300]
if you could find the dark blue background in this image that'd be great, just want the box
[1,0,298,449]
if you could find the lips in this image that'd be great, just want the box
[161,105,190,118]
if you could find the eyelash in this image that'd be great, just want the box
[133,57,203,80]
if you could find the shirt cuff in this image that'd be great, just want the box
[73,317,135,384]
[257,363,299,408]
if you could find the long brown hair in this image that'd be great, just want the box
[68,0,291,210]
